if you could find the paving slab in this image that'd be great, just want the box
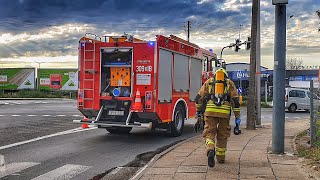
[134,119,313,180]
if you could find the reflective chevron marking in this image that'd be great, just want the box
[31,164,91,180]
[0,162,40,178]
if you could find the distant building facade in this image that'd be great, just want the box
[226,62,319,97]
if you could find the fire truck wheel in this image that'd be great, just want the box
[105,127,132,134]
[170,104,185,137]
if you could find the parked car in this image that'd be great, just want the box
[285,87,320,113]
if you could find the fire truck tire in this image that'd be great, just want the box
[105,127,132,134]
[170,104,185,137]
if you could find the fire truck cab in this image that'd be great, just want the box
[74,33,217,136]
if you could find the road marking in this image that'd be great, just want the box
[0,115,4,117]
[4,103,9,105]
[11,115,21,117]
[42,115,51,117]
[0,154,4,166]
[0,162,40,178]
[31,164,91,180]
[27,115,37,117]
[0,127,97,151]
[72,115,81,117]
[56,115,66,117]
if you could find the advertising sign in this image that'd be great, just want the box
[38,69,78,91]
[0,68,35,90]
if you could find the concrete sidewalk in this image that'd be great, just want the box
[133,120,314,180]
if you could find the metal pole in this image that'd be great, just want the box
[247,0,258,130]
[187,21,190,42]
[272,4,286,154]
[220,47,225,60]
[310,80,315,147]
[265,81,268,103]
[256,0,262,127]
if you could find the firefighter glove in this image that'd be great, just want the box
[196,111,202,117]
[235,117,241,126]
[194,116,204,133]
[234,117,241,135]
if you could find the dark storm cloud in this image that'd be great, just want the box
[0,0,240,33]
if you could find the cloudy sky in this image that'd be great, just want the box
[0,0,319,69]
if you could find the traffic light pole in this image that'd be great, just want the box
[272,3,287,154]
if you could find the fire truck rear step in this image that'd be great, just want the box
[73,120,152,129]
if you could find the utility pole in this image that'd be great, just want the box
[256,0,262,128]
[247,0,258,130]
[187,21,190,42]
[317,10,320,32]
[272,0,287,154]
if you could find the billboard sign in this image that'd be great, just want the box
[38,69,78,91]
[0,68,35,90]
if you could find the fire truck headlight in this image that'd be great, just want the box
[124,101,129,106]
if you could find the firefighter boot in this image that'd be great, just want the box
[207,150,215,168]
[216,155,225,164]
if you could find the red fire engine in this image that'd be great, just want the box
[74,33,217,136]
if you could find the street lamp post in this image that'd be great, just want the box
[35,62,44,90]
[239,24,243,40]
[287,15,294,23]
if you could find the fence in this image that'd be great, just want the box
[310,80,320,147]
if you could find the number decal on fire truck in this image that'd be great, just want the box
[136,66,152,72]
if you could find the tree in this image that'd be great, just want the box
[286,57,304,70]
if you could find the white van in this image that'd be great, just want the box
[285,87,319,112]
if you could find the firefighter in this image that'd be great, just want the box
[195,67,241,167]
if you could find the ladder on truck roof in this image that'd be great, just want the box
[81,33,101,109]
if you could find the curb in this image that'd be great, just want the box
[130,134,202,180]
[292,130,305,153]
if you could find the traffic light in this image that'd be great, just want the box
[234,39,240,52]
[246,37,251,50]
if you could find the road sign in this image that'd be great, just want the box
[238,87,242,94]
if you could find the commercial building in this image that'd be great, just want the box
[226,62,319,97]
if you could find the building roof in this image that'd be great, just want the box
[226,62,268,72]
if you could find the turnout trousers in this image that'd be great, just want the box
[203,116,231,162]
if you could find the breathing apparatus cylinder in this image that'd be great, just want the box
[214,69,226,106]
